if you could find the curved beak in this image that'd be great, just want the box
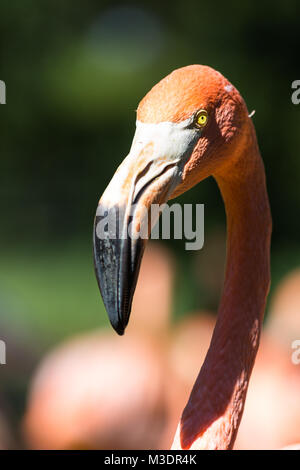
[93,120,199,334]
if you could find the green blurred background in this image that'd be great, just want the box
[0,0,300,445]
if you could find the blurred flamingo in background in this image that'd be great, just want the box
[93,65,272,449]
[234,335,300,449]
[267,269,300,349]
[23,243,176,449]
[24,331,166,449]
[235,270,300,449]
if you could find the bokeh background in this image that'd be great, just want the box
[1,0,300,449]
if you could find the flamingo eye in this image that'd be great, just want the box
[195,110,208,128]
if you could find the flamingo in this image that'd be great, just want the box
[93,65,272,450]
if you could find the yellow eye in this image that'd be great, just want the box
[195,110,208,128]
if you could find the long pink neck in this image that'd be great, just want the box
[172,126,272,450]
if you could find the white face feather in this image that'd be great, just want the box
[132,118,200,163]
[100,118,201,207]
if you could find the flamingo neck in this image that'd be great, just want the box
[173,126,272,450]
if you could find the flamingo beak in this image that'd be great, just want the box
[93,119,200,334]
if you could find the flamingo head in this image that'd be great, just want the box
[93,65,250,334]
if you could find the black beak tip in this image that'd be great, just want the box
[101,298,128,336]
[107,309,126,336]
[114,324,125,336]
